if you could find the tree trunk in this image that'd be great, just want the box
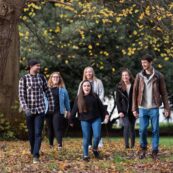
[0,0,24,117]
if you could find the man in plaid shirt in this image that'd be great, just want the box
[19,59,54,163]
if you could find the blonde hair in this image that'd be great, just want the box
[48,72,65,88]
[82,66,97,81]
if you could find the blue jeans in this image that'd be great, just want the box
[139,108,159,151]
[81,117,101,157]
[26,113,45,158]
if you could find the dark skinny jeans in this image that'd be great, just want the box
[26,113,44,158]
[122,116,136,148]
[46,112,64,147]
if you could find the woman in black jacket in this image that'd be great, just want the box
[70,80,109,161]
[116,69,136,148]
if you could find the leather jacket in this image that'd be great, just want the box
[132,69,170,112]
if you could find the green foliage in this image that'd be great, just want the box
[0,114,10,132]
[19,0,173,100]
[0,101,28,140]
[0,114,15,139]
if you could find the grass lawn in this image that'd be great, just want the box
[0,137,173,173]
[112,136,173,147]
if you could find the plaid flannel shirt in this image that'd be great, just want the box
[19,73,54,114]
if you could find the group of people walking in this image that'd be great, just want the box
[19,54,170,163]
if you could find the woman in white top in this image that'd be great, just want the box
[78,67,104,102]
[78,66,105,148]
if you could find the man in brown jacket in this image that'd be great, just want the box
[132,54,170,159]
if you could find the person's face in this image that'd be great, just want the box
[85,68,93,80]
[30,64,40,73]
[141,60,152,70]
[82,81,91,95]
[122,71,130,83]
[51,74,60,85]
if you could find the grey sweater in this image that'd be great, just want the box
[139,69,157,109]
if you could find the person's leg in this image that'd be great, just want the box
[138,108,149,159]
[122,116,130,148]
[129,118,136,148]
[92,118,101,150]
[139,108,149,150]
[89,129,93,146]
[46,114,54,146]
[26,115,35,155]
[149,108,159,157]
[92,118,101,158]
[53,113,64,148]
[80,120,91,157]
[33,113,44,158]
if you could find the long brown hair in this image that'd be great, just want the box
[77,80,93,113]
[118,68,134,91]
[48,72,65,88]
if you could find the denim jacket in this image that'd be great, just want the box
[58,88,71,115]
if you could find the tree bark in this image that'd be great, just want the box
[0,0,68,117]
[0,0,24,117]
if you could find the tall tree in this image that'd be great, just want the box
[0,0,25,117]
[0,0,70,117]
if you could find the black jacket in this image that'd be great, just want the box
[71,94,108,121]
[116,83,134,119]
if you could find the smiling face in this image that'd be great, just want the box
[85,68,93,80]
[82,81,91,95]
[51,74,60,85]
[141,60,152,71]
[121,71,130,83]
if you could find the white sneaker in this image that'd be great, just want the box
[98,139,103,148]
[58,146,62,150]
[33,157,39,164]
[88,145,92,149]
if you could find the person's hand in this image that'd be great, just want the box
[66,112,71,119]
[69,123,74,127]
[25,109,31,117]
[119,112,124,118]
[164,109,170,118]
[103,115,109,124]
[133,111,138,118]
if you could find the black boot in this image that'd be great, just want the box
[93,149,100,158]
[139,149,146,159]
[151,150,158,160]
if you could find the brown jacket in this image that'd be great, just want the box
[132,69,170,112]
